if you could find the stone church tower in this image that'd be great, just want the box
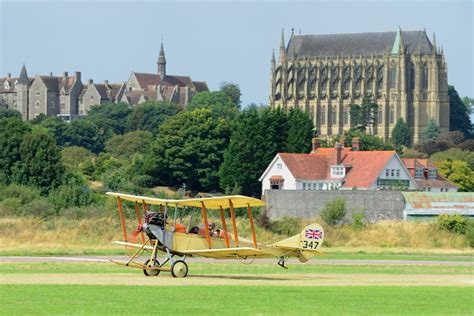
[269,28,449,144]
[157,42,166,76]
[16,64,30,120]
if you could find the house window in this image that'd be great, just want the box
[312,183,317,190]
[331,167,345,177]
[391,169,395,177]
[303,183,306,190]
[415,168,423,179]
[385,169,389,177]
[35,91,40,96]
[429,169,437,179]
[277,163,282,170]
[425,187,431,192]
[396,169,400,177]
[35,101,40,108]
[318,183,323,190]
[90,95,94,99]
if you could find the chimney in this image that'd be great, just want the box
[335,142,343,165]
[7,73,11,78]
[75,71,81,82]
[88,79,93,84]
[352,137,361,151]
[49,72,53,77]
[311,137,321,153]
[104,80,109,86]
[63,71,68,78]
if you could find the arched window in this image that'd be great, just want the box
[332,107,337,125]
[378,107,383,124]
[389,105,394,124]
[422,64,429,90]
[321,106,326,125]
[410,63,416,90]
[344,107,349,125]
[389,63,397,89]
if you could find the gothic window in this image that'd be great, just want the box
[355,79,361,91]
[422,64,429,90]
[410,63,416,90]
[321,105,326,125]
[389,105,394,124]
[344,107,349,125]
[321,79,327,92]
[331,107,337,125]
[389,63,397,89]
[366,78,373,92]
[343,66,350,92]
[377,65,384,90]
[377,107,383,124]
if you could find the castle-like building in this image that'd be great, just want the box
[269,29,449,144]
[0,43,208,120]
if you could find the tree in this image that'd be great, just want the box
[422,119,442,143]
[187,91,238,119]
[105,130,153,159]
[30,113,47,124]
[286,108,314,153]
[13,128,64,193]
[449,86,472,138]
[219,107,288,196]
[391,118,410,147]
[430,148,474,170]
[437,160,474,192]
[86,102,131,138]
[145,108,231,191]
[462,96,473,114]
[340,129,394,151]
[126,101,179,134]
[40,117,70,147]
[61,146,94,171]
[66,119,103,153]
[219,82,241,109]
[415,139,453,156]
[0,108,21,119]
[0,118,31,185]
[437,131,466,145]
[349,97,378,132]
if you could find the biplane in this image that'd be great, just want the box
[107,192,324,278]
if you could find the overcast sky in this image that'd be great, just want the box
[1,0,472,106]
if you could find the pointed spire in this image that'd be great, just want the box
[279,28,286,62]
[391,27,404,55]
[18,63,29,85]
[271,49,276,70]
[157,40,166,76]
[432,32,437,54]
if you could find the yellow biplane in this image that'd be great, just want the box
[107,192,324,278]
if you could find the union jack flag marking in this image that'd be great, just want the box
[305,229,323,240]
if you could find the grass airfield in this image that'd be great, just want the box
[1,258,473,315]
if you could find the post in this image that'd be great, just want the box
[135,202,145,243]
[247,204,257,248]
[219,206,230,248]
[201,202,212,248]
[142,200,148,213]
[117,197,128,242]
[229,199,239,247]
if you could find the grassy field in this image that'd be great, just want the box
[0,261,472,315]
[1,284,472,315]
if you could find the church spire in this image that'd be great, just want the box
[18,63,29,85]
[279,28,286,62]
[271,49,276,70]
[391,27,404,55]
[432,32,437,54]
[157,41,166,76]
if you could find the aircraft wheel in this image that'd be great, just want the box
[143,259,160,277]
[171,260,188,278]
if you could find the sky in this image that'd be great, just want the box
[1,0,473,107]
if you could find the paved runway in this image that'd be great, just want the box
[0,256,472,266]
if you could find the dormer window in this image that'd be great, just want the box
[429,169,437,179]
[415,168,423,179]
[331,166,345,178]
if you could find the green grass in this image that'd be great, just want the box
[0,284,472,315]
[0,262,472,275]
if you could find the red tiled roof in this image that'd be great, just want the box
[278,148,396,189]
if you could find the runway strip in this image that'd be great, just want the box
[0,256,472,266]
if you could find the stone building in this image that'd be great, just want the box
[122,42,209,108]
[0,65,32,120]
[78,80,126,115]
[269,28,449,144]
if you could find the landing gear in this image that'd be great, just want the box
[143,258,160,276]
[277,256,289,269]
[171,260,188,278]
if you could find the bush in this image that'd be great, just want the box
[48,184,95,211]
[352,211,365,230]
[257,208,271,229]
[269,217,302,236]
[435,214,467,234]
[465,220,474,247]
[131,175,154,188]
[0,184,41,204]
[321,198,346,225]
[21,198,56,218]
[0,198,22,216]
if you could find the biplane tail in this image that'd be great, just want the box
[272,223,325,263]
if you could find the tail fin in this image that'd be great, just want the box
[273,223,324,263]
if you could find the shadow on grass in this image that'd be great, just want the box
[189,274,293,281]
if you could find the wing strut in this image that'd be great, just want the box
[229,199,239,247]
[135,202,145,243]
[247,203,257,248]
[219,206,230,248]
[117,197,128,242]
[200,202,212,249]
